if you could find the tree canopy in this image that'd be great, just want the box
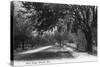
[13,1,97,52]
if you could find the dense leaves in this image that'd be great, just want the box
[12,1,97,53]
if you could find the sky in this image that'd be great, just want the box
[13,1,25,16]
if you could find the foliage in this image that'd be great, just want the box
[12,1,97,52]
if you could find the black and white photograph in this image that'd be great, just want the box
[11,1,97,66]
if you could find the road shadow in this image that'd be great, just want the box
[14,51,74,61]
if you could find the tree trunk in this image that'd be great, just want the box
[22,40,25,50]
[82,27,92,53]
[77,29,87,52]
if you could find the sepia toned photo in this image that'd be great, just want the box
[10,1,97,66]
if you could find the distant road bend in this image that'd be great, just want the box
[18,43,77,55]
[18,45,53,55]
